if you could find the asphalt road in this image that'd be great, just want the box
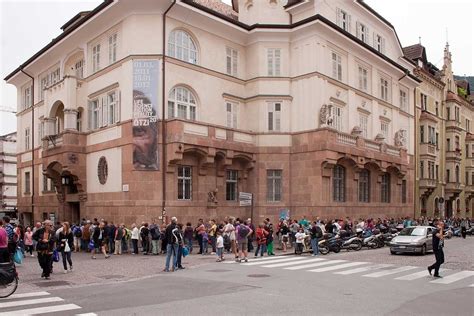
[1,237,473,315]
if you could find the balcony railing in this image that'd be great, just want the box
[419,178,437,188]
[335,131,402,157]
[337,133,357,146]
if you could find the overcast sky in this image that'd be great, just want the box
[1,0,472,135]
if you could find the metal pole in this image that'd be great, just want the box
[250,193,254,227]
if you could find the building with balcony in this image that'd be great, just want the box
[5,0,418,225]
[407,42,474,219]
[0,132,17,219]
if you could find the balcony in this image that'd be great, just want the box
[419,143,437,157]
[335,131,402,157]
[446,150,462,162]
[41,131,86,157]
[445,182,464,194]
[446,120,463,132]
[419,178,437,189]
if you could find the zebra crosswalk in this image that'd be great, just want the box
[0,291,96,316]
[225,255,474,286]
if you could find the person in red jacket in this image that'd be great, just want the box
[254,224,268,257]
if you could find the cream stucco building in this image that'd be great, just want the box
[5,0,419,225]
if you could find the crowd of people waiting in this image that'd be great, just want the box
[0,214,471,278]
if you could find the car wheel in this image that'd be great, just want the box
[390,250,396,255]
[421,244,426,256]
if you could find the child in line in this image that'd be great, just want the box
[216,231,224,262]
[295,228,306,255]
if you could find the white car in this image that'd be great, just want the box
[390,226,434,255]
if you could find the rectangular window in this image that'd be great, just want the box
[332,52,342,81]
[446,107,451,120]
[420,126,424,143]
[226,47,238,77]
[358,66,368,91]
[435,101,439,116]
[420,93,427,111]
[267,48,281,76]
[455,136,460,150]
[447,138,451,151]
[226,102,238,129]
[267,170,282,202]
[331,106,343,132]
[380,77,389,101]
[436,133,439,149]
[381,173,390,203]
[23,86,32,109]
[399,89,408,112]
[226,170,238,201]
[43,175,48,192]
[446,169,450,183]
[375,34,385,53]
[466,119,471,133]
[75,60,84,78]
[359,113,368,138]
[466,171,469,185]
[91,99,100,130]
[420,160,424,179]
[268,102,281,131]
[25,172,31,194]
[401,179,407,203]
[108,33,117,64]
[177,166,192,200]
[381,121,389,138]
[472,172,474,186]
[356,22,369,43]
[455,107,460,122]
[168,101,175,119]
[92,43,101,72]
[436,165,439,180]
[76,111,82,132]
[24,127,30,150]
[358,170,370,203]
[337,8,351,32]
[108,91,117,124]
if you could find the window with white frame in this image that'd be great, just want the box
[358,66,368,91]
[330,105,343,131]
[267,48,281,76]
[24,172,31,194]
[108,33,117,64]
[50,68,60,84]
[381,120,389,138]
[168,86,197,120]
[268,102,281,131]
[267,170,282,202]
[331,52,342,81]
[337,8,351,32]
[374,34,385,53]
[226,101,238,128]
[399,89,408,112]
[356,21,369,43]
[75,60,84,78]
[380,77,389,101]
[92,43,101,72]
[359,113,368,138]
[38,121,44,142]
[24,127,30,151]
[23,85,32,109]
[420,93,427,111]
[177,166,192,200]
[43,176,54,192]
[88,90,120,130]
[226,47,238,76]
[226,170,238,201]
[40,76,47,101]
[168,29,198,64]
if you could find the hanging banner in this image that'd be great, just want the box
[132,60,159,170]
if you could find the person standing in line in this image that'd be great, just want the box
[72,223,82,252]
[92,221,110,259]
[81,221,91,252]
[58,222,74,273]
[236,220,252,263]
[247,218,255,254]
[195,219,205,254]
[140,222,150,255]
[280,220,290,252]
[149,220,160,255]
[254,224,268,257]
[164,217,179,272]
[24,226,34,257]
[224,219,236,258]
[216,231,224,262]
[201,230,209,255]
[265,219,275,256]
[114,224,124,255]
[32,220,56,279]
[184,222,194,254]
[175,223,185,270]
[428,221,445,278]
[208,219,217,255]
[295,227,306,255]
[131,223,139,255]
[106,222,116,255]
[310,221,322,256]
[0,219,9,263]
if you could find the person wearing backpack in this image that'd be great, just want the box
[3,216,17,259]
[72,224,82,252]
[114,224,124,255]
[310,221,323,256]
[0,219,9,263]
[149,220,161,255]
[254,224,268,257]
[236,220,252,263]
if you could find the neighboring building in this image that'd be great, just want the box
[407,42,474,219]
[0,132,18,219]
[5,0,418,226]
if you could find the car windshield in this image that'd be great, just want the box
[399,227,426,236]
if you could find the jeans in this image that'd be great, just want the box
[217,247,223,259]
[122,239,128,252]
[38,252,52,277]
[61,251,73,270]
[25,245,34,255]
[108,238,115,254]
[197,235,203,254]
[202,240,208,254]
[428,248,445,276]
[142,238,149,254]
[151,240,159,255]
[254,244,267,257]
[132,239,139,254]
[176,245,183,268]
[247,238,254,253]
[165,243,178,271]
[186,237,193,253]
[209,236,217,253]
[311,238,319,255]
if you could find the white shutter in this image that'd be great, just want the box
[347,14,351,33]
[331,53,336,78]
[364,26,369,44]
[275,49,281,76]
[100,96,105,127]
[275,103,281,131]
[87,101,93,130]
[226,102,232,127]
[381,38,386,54]
[356,21,360,38]
[232,50,238,77]
[115,91,120,123]
[267,49,273,76]
[233,103,238,128]
[336,8,341,27]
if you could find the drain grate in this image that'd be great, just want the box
[34,281,71,287]
[206,269,231,273]
[247,274,270,278]
[100,275,124,279]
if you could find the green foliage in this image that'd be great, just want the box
[457,86,467,98]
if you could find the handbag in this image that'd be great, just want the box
[182,246,189,257]
[52,249,60,262]
[64,242,71,253]
[13,248,23,265]
[88,240,95,250]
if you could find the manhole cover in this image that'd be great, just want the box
[34,281,71,287]
[247,274,270,278]
[206,269,231,273]
[100,275,124,279]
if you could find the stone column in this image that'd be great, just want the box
[43,118,56,137]
[63,109,78,131]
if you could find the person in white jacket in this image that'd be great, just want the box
[295,228,306,255]
[131,223,139,254]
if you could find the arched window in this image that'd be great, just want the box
[358,169,370,202]
[168,30,198,64]
[333,165,345,202]
[381,172,390,203]
[168,86,197,120]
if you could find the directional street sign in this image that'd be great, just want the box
[239,192,252,207]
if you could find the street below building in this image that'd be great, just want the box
[1,237,473,315]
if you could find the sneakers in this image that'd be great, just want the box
[244,257,248,263]
[69,266,73,272]
[64,270,68,274]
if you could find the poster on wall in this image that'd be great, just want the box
[132,59,159,170]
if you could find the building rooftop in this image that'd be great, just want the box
[193,0,238,20]
[402,43,425,61]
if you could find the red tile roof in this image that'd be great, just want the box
[402,44,424,61]
[193,0,238,20]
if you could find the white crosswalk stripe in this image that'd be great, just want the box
[308,261,367,273]
[225,254,474,286]
[430,271,474,284]
[0,290,87,316]
[223,255,286,264]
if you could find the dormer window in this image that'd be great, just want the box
[374,34,386,54]
[337,8,351,32]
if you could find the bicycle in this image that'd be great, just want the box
[0,261,18,298]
